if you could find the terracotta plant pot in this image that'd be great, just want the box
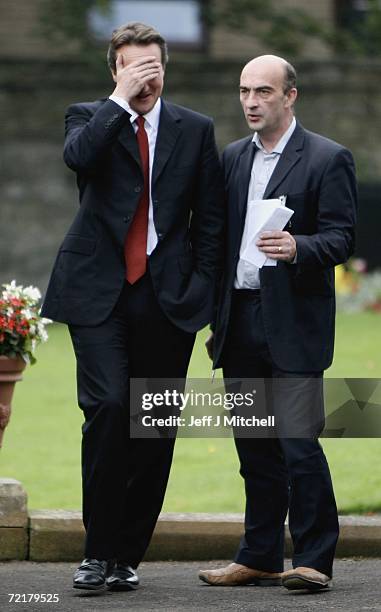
[0,356,26,448]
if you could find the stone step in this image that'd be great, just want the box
[1,479,380,561]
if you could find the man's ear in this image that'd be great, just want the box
[286,88,297,108]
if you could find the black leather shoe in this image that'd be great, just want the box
[106,562,139,591]
[73,558,108,590]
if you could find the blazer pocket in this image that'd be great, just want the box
[293,270,333,296]
[60,235,96,255]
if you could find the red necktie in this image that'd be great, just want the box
[125,115,150,284]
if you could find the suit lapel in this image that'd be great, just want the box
[117,100,182,177]
[263,122,305,198]
[117,119,142,170]
[152,101,181,186]
[237,139,257,220]
[229,139,256,260]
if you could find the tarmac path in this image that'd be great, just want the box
[1,559,381,612]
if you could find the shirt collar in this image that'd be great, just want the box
[126,97,162,130]
[252,116,296,155]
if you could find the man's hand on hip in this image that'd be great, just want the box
[256,230,297,262]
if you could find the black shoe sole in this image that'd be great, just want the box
[73,583,106,591]
[106,581,138,591]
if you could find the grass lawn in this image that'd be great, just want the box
[1,312,380,514]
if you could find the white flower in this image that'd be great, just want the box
[37,321,49,342]
[23,285,41,303]
[2,280,22,298]
[2,281,42,305]
[1,280,50,363]
[8,280,19,291]
[21,308,34,320]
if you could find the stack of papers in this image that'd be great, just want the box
[241,198,294,268]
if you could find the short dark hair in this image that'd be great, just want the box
[107,21,169,72]
[283,61,297,93]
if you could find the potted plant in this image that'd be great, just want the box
[0,280,51,447]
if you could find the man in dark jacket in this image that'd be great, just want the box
[199,55,357,592]
[42,22,223,592]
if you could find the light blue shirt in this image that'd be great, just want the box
[235,117,297,289]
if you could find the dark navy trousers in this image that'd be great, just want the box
[222,290,339,577]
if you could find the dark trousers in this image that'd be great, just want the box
[69,272,195,566]
[222,290,339,577]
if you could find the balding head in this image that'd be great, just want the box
[241,55,297,94]
[239,54,298,148]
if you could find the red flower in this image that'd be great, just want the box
[10,298,23,307]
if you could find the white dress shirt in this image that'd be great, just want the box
[235,117,297,289]
[109,94,161,255]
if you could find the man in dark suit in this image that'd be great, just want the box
[199,55,357,591]
[42,22,223,591]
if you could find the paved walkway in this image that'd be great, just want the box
[1,559,381,612]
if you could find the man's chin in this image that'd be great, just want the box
[130,97,156,115]
[248,118,264,131]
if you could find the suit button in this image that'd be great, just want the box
[123,215,131,223]
[134,186,142,193]
[158,232,163,239]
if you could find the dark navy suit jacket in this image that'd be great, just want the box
[42,98,224,332]
[213,121,357,371]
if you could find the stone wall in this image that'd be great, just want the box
[0,0,80,59]
[1,57,380,291]
[0,0,335,61]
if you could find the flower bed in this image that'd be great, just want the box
[0,281,51,364]
[336,259,381,313]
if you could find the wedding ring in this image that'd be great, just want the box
[278,246,282,253]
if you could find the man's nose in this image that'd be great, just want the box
[246,92,259,107]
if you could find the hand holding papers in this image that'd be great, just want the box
[241,198,294,268]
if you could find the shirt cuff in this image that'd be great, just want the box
[109,95,131,113]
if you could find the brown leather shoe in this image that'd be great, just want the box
[281,566,331,590]
[198,563,282,586]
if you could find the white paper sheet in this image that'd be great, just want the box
[241,199,294,268]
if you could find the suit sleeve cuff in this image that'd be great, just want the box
[109,95,131,113]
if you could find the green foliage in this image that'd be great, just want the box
[207,0,326,56]
[38,0,111,47]
[209,0,381,58]
[333,0,381,56]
